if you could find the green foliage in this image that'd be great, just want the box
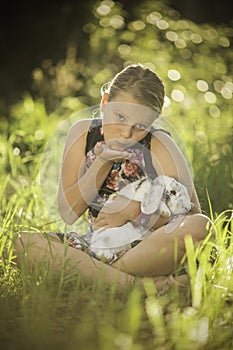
[0,1,233,349]
[0,207,232,349]
[2,0,232,214]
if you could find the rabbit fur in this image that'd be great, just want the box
[90,175,193,261]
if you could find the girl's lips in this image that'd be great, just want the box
[109,140,135,150]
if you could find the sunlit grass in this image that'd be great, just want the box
[0,207,232,349]
[0,129,232,348]
[0,0,232,347]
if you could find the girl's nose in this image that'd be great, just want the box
[120,125,133,138]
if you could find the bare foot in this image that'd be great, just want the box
[143,274,190,296]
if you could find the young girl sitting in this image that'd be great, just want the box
[14,64,210,292]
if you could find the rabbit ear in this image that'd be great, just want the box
[141,182,165,215]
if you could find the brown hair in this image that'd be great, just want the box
[102,64,165,114]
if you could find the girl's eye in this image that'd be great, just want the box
[115,114,126,122]
[134,124,148,131]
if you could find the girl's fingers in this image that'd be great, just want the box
[95,143,133,161]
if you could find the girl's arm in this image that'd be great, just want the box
[58,119,109,224]
[93,196,141,229]
[58,119,133,224]
[150,131,201,214]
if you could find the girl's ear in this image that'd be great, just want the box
[101,92,109,110]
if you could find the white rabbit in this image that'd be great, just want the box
[90,175,192,262]
[139,175,193,216]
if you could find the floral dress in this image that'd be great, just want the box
[56,118,163,263]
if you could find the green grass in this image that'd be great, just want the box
[0,98,232,349]
[0,206,232,349]
[1,0,233,347]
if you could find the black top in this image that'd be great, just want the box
[85,118,169,219]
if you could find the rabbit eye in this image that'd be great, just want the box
[170,190,176,195]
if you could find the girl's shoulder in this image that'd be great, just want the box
[150,127,173,144]
[150,128,183,161]
[66,118,103,155]
[64,118,93,151]
[150,126,171,138]
[68,118,93,135]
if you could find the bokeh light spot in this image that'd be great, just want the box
[118,44,131,55]
[96,4,111,16]
[225,82,233,92]
[146,12,162,25]
[168,69,181,81]
[195,130,208,144]
[156,20,169,30]
[34,130,45,140]
[204,92,216,104]
[221,87,232,99]
[196,80,209,92]
[171,89,185,102]
[110,15,124,29]
[177,20,190,29]
[180,49,192,59]
[13,147,20,156]
[175,39,186,48]
[82,23,96,34]
[99,17,110,27]
[205,29,218,41]
[191,33,203,44]
[218,36,230,47]
[214,80,224,93]
[166,31,178,41]
[209,105,221,118]
[32,68,43,81]
[182,30,192,40]
[143,62,155,71]
[131,20,145,31]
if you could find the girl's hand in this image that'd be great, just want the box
[94,142,132,163]
[93,196,141,229]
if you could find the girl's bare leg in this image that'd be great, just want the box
[13,231,189,292]
[112,214,210,276]
[14,231,134,288]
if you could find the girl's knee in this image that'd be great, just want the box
[174,214,210,258]
[183,213,210,241]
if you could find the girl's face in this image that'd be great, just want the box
[102,92,157,150]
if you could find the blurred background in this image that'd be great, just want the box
[0,0,232,217]
[0,0,232,107]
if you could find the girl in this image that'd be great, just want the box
[14,64,209,292]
